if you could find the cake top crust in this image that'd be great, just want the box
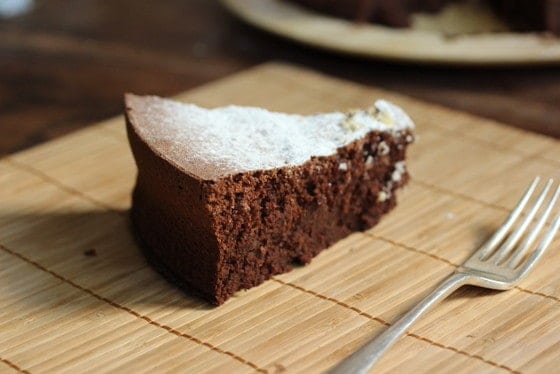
[125,94,414,180]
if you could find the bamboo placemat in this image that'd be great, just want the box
[1,62,559,374]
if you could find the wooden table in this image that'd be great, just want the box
[1,0,559,156]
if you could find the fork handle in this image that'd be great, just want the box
[330,272,472,374]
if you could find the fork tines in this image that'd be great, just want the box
[479,177,560,269]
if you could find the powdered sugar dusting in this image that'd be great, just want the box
[126,95,414,180]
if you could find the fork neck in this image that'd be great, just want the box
[437,271,473,295]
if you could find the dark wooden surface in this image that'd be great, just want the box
[1,0,559,156]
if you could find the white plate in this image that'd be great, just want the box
[222,0,560,65]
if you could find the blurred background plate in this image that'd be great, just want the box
[222,0,560,65]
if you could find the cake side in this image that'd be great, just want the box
[207,129,413,304]
[126,115,223,301]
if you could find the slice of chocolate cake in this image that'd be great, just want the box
[125,94,414,305]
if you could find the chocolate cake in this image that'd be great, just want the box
[125,94,414,305]
[286,0,452,27]
[286,0,560,35]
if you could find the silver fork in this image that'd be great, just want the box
[331,177,560,374]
